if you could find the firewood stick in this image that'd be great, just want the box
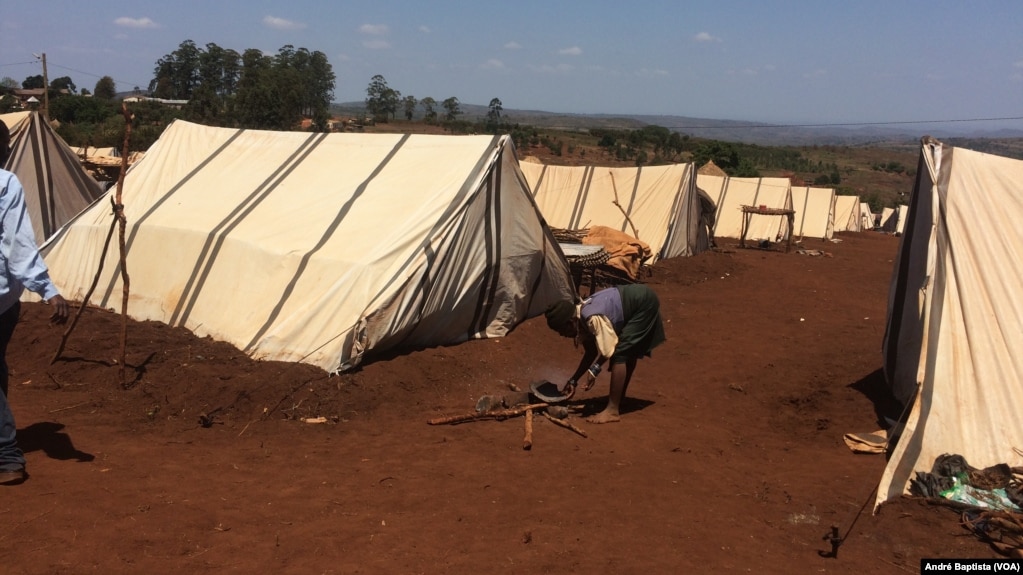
[523,408,533,450]
[427,403,549,425]
[542,411,588,438]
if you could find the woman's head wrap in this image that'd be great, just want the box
[545,300,575,331]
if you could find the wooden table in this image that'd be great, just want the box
[740,205,796,252]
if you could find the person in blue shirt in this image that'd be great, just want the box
[0,119,69,486]
[544,284,665,423]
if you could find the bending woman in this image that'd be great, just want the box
[545,284,665,424]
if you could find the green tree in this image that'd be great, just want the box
[0,94,18,113]
[0,77,18,91]
[150,40,202,99]
[275,45,335,126]
[303,50,335,129]
[231,48,288,129]
[402,95,417,121]
[419,97,437,123]
[49,94,117,124]
[50,76,77,94]
[22,75,44,89]
[692,141,740,173]
[485,98,503,132]
[94,76,117,100]
[442,96,461,122]
[365,75,390,122]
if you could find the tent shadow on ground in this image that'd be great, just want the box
[847,368,904,429]
[17,421,95,462]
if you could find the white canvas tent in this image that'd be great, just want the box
[38,120,576,372]
[790,185,836,240]
[876,139,1023,510]
[696,175,793,243]
[832,195,863,232]
[1,111,105,244]
[860,202,875,230]
[519,162,712,262]
[895,205,908,235]
[880,207,896,232]
[881,205,909,234]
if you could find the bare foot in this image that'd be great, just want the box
[586,410,621,424]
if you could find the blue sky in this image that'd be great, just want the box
[2,0,1021,129]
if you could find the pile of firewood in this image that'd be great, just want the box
[426,384,587,450]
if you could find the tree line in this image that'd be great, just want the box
[0,45,908,206]
[0,40,337,151]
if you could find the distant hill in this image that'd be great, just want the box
[333,101,1023,151]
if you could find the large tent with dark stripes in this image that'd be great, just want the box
[876,139,1023,509]
[1,111,105,244]
[518,161,713,263]
[37,120,576,372]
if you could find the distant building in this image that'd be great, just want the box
[122,96,188,109]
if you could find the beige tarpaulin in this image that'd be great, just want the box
[1,111,104,244]
[876,139,1023,510]
[582,225,652,280]
[35,121,576,372]
[519,162,710,263]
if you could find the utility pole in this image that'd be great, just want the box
[36,52,49,121]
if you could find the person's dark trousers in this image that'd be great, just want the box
[0,301,25,470]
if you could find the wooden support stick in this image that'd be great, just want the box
[523,408,533,450]
[609,171,640,239]
[427,403,549,426]
[542,411,588,438]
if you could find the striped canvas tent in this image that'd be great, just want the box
[520,161,712,262]
[696,175,794,243]
[37,120,575,372]
[1,111,104,244]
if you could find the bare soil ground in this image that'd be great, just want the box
[2,231,1000,574]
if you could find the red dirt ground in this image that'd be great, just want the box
[1,231,1001,574]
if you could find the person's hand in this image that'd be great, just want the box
[47,294,69,325]
[561,379,577,400]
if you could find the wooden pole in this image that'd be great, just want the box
[50,212,118,364]
[542,411,588,438]
[39,53,49,122]
[523,408,534,450]
[50,104,134,367]
[115,103,132,388]
[426,403,548,426]
[608,171,640,239]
